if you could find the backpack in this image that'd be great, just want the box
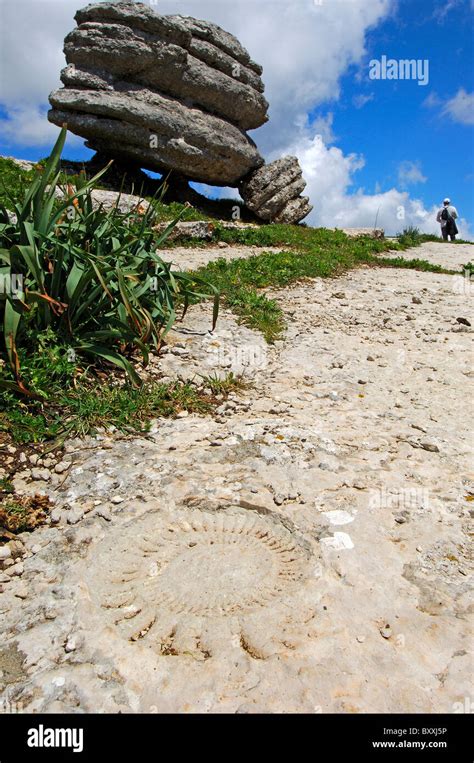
[441,206,451,221]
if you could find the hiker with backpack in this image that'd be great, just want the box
[437,198,459,241]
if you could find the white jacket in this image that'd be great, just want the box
[437,205,458,226]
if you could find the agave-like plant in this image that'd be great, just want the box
[0,126,219,395]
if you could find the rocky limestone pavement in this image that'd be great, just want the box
[0,243,472,713]
[239,156,313,224]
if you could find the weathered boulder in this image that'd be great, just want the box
[239,156,313,224]
[48,2,313,225]
[48,1,266,186]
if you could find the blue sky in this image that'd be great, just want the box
[324,0,474,226]
[0,0,472,235]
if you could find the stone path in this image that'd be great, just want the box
[0,243,472,714]
[160,243,288,270]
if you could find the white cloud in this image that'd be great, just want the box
[310,112,336,144]
[0,0,85,147]
[0,104,82,147]
[397,161,427,187]
[353,93,374,109]
[432,0,461,23]
[424,88,474,125]
[442,88,474,125]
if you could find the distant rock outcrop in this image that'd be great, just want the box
[48,2,312,224]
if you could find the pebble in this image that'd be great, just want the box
[65,636,78,652]
[111,496,125,504]
[14,583,28,599]
[273,494,285,506]
[0,546,12,560]
[6,562,24,577]
[420,441,440,453]
[380,625,392,639]
[54,461,71,474]
[67,510,84,525]
[31,467,51,482]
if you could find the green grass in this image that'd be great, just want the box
[0,346,241,445]
[373,256,457,274]
[0,157,37,208]
[199,371,248,396]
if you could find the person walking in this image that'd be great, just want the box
[436,198,459,241]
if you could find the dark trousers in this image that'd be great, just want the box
[441,226,456,242]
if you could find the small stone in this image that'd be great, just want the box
[96,508,112,522]
[358,379,368,385]
[65,636,77,652]
[456,317,471,326]
[31,467,51,482]
[14,583,28,599]
[50,509,62,524]
[67,510,84,525]
[54,461,71,474]
[420,441,440,453]
[6,562,24,577]
[356,635,366,643]
[0,546,12,560]
[380,624,392,639]
[273,494,285,506]
[416,546,423,552]
[217,241,227,249]
[367,355,375,361]
[111,495,125,504]
[176,410,189,418]
[412,296,422,304]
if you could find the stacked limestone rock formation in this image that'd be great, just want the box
[48,1,312,224]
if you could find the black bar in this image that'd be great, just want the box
[0,713,470,760]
